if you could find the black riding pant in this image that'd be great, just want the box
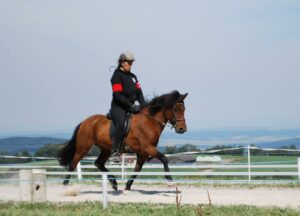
[110,104,127,152]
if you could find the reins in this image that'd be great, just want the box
[141,112,167,127]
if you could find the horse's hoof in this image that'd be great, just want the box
[63,180,69,185]
[167,180,176,187]
[125,186,131,191]
[112,184,118,191]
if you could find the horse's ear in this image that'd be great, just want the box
[180,93,188,101]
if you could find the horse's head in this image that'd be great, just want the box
[147,90,188,133]
[166,93,188,134]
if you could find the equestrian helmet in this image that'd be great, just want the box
[119,52,135,62]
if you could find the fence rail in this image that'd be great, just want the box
[1,162,300,180]
[1,145,300,182]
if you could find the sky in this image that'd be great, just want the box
[1,1,300,135]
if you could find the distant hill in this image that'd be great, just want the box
[256,138,300,149]
[0,137,68,154]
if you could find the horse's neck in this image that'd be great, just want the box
[155,109,167,124]
[143,107,168,128]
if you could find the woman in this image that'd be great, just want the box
[110,52,146,162]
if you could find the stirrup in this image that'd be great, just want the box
[110,152,121,163]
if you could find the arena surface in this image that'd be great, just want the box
[1,184,300,209]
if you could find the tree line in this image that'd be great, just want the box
[0,142,100,164]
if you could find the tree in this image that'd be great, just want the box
[177,144,198,152]
[164,146,178,154]
[34,143,63,158]
[15,150,32,162]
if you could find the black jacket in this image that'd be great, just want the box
[110,68,145,109]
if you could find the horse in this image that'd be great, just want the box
[58,90,188,191]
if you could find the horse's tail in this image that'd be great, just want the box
[58,123,81,167]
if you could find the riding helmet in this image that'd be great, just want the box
[119,52,135,62]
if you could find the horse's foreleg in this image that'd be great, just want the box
[94,149,118,191]
[155,151,173,182]
[125,154,147,190]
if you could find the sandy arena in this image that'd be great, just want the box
[1,183,300,209]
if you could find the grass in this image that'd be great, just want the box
[0,202,299,216]
[220,155,298,164]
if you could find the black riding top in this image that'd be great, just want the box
[110,68,145,110]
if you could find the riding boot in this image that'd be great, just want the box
[110,140,121,163]
[111,139,120,154]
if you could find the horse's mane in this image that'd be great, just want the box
[147,90,182,116]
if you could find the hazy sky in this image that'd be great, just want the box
[1,1,300,134]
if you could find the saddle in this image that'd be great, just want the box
[106,112,132,153]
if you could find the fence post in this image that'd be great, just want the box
[121,154,125,179]
[247,145,251,182]
[102,173,108,209]
[19,169,33,201]
[298,158,300,180]
[32,169,46,202]
[77,161,82,182]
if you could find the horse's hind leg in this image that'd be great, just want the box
[94,149,118,191]
[63,152,83,185]
[125,154,148,190]
[63,139,94,185]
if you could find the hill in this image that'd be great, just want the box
[257,138,300,149]
[0,137,68,154]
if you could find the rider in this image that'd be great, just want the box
[110,52,146,162]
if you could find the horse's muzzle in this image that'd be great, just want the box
[176,127,187,134]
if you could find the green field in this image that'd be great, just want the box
[220,155,298,164]
[0,202,299,216]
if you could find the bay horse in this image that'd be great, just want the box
[58,90,188,191]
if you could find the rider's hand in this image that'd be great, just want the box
[130,104,141,114]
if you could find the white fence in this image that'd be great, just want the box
[1,145,300,182]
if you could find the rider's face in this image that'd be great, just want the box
[121,61,133,72]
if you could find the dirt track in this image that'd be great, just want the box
[1,184,300,209]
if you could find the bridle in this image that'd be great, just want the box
[169,102,186,129]
[141,102,185,130]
